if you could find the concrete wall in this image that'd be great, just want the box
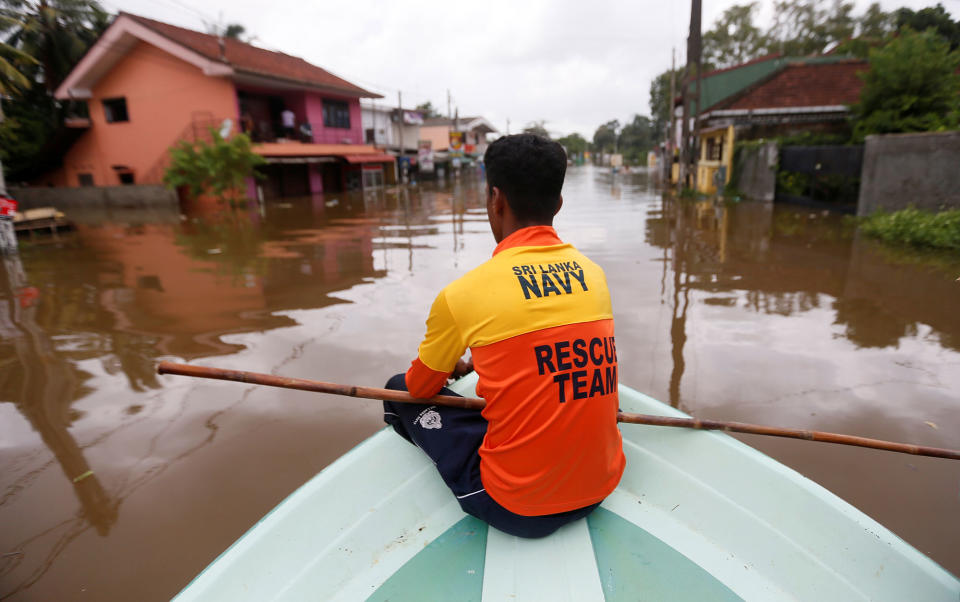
[734,141,778,202]
[9,185,178,211]
[858,131,960,216]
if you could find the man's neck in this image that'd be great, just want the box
[500,219,554,242]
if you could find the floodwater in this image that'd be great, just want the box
[1,167,958,599]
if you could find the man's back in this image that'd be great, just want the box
[415,225,624,516]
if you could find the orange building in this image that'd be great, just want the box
[51,13,393,196]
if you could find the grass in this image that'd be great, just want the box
[859,208,960,252]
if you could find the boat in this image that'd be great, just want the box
[172,372,960,601]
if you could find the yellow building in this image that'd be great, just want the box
[695,125,735,195]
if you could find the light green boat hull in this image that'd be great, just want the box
[174,374,959,601]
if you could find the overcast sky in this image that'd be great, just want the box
[102,0,957,139]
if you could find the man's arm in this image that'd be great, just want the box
[406,291,467,398]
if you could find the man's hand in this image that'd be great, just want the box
[450,357,474,380]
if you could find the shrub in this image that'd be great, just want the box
[163,128,265,204]
[859,208,960,251]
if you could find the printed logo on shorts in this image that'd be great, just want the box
[416,407,442,430]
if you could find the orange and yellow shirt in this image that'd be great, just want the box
[406,225,626,516]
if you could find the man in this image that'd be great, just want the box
[384,134,625,538]
[280,108,296,139]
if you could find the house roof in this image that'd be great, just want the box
[681,54,784,113]
[55,13,380,99]
[718,60,867,111]
[686,54,865,114]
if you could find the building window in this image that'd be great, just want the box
[322,99,350,129]
[118,172,135,185]
[102,97,129,123]
[362,167,384,189]
[78,173,94,186]
[705,137,723,162]
[365,128,375,143]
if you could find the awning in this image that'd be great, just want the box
[344,154,396,164]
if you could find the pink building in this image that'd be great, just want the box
[52,13,393,197]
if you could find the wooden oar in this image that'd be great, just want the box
[156,361,960,461]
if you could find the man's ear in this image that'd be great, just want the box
[555,195,563,216]
[492,186,506,216]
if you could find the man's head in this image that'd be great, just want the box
[483,134,567,242]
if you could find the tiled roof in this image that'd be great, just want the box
[122,13,379,98]
[720,60,868,110]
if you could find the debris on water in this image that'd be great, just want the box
[206,248,222,254]
[72,470,94,483]
[923,421,938,429]
[326,199,339,207]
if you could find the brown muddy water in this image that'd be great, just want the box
[1,167,958,600]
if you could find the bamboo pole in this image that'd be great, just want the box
[156,362,960,461]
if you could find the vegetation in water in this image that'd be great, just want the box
[858,208,960,252]
[163,128,265,205]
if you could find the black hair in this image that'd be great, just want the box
[483,134,567,222]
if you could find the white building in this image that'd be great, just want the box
[360,102,421,156]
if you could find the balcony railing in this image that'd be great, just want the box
[241,120,360,145]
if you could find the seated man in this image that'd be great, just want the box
[384,134,625,538]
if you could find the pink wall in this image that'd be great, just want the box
[304,92,362,144]
[52,41,238,187]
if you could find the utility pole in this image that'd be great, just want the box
[668,47,677,184]
[506,118,510,135]
[397,91,405,184]
[0,99,6,197]
[678,0,702,194]
[690,0,703,193]
[447,89,451,120]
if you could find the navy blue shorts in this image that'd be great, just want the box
[382,373,599,538]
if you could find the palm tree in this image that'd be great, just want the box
[0,13,36,96]
[0,0,109,92]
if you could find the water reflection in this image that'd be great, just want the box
[646,196,960,407]
[0,181,490,598]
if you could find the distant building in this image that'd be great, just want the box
[360,102,421,157]
[419,116,498,160]
[49,13,394,197]
[671,55,868,194]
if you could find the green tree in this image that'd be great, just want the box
[703,3,768,69]
[556,132,588,155]
[223,23,245,40]
[522,120,550,138]
[163,129,266,204]
[0,1,108,181]
[1,0,109,92]
[853,28,960,140]
[649,68,678,145]
[592,119,619,153]
[414,101,442,118]
[0,14,36,95]
[859,2,894,39]
[895,3,960,50]
[768,0,855,57]
[618,115,654,164]
[834,2,894,58]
